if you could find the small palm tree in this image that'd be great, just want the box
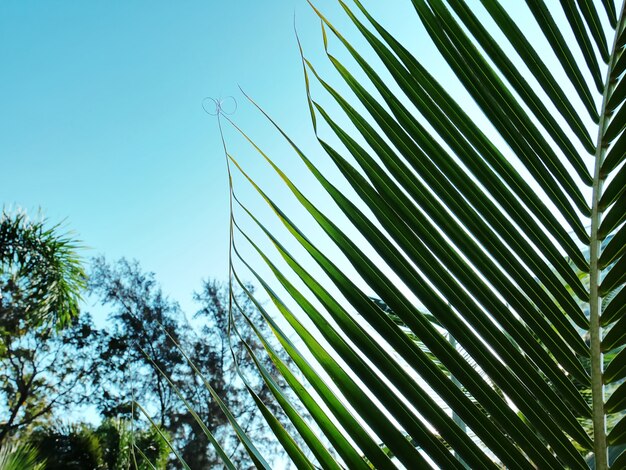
[0,210,86,331]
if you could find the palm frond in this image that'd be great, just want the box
[0,443,44,470]
[197,0,626,467]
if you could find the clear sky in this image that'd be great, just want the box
[0,0,436,317]
[0,1,339,314]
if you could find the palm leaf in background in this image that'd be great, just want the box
[193,0,626,468]
[0,211,86,331]
[0,443,44,470]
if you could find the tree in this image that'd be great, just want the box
[0,210,86,330]
[89,258,295,468]
[178,280,290,468]
[0,313,99,446]
[0,211,93,446]
[30,423,103,470]
[88,257,189,429]
[29,419,169,470]
[95,418,169,470]
[189,1,626,468]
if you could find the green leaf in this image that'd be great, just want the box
[232,276,367,470]
[347,0,591,263]
[411,0,591,235]
[605,345,626,384]
[137,347,237,470]
[578,0,613,59]
[608,415,626,445]
[602,285,626,326]
[477,0,599,131]
[306,40,590,335]
[601,313,626,351]
[228,107,589,465]
[602,125,626,175]
[600,0,618,26]
[599,162,626,211]
[193,1,626,468]
[158,327,272,468]
[450,0,596,171]
[605,381,626,413]
[599,257,626,295]
[559,0,605,92]
[134,402,191,470]
[599,190,626,237]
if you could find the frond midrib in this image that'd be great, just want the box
[589,3,626,467]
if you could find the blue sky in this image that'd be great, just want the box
[0,0,434,317]
[0,1,343,313]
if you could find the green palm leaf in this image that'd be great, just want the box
[0,211,86,330]
[201,0,626,467]
[0,443,44,470]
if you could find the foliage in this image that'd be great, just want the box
[0,442,44,470]
[88,256,188,425]
[184,0,626,468]
[89,258,295,468]
[0,211,93,446]
[178,279,294,468]
[30,419,169,470]
[31,423,103,470]
[96,419,137,470]
[0,313,100,445]
[0,210,86,331]
[127,421,170,470]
